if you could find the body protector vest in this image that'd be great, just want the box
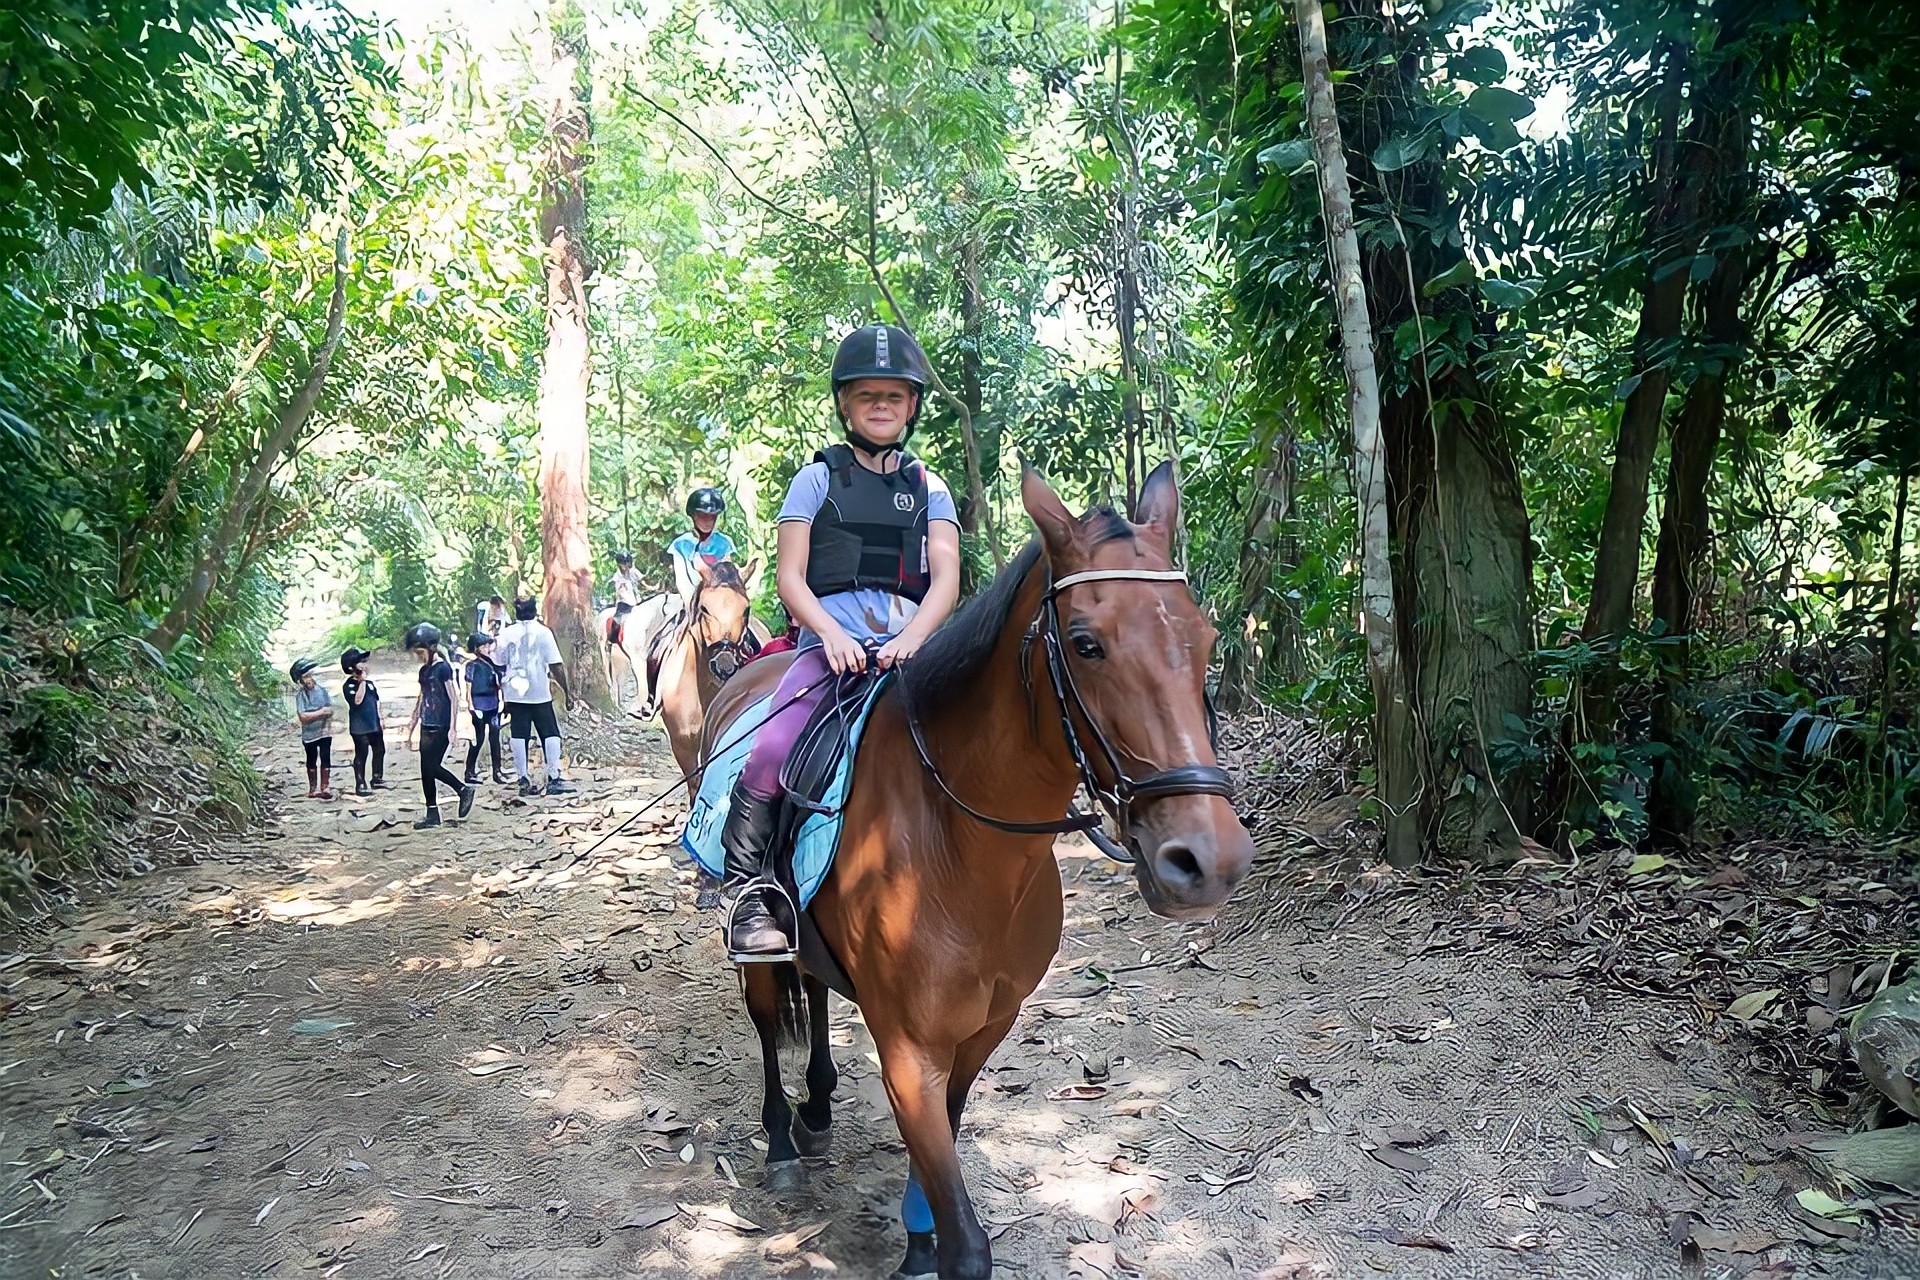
[804,444,932,603]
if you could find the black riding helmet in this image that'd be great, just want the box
[339,647,370,674]
[465,631,492,654]
[614,549,635,567]
[289,657,318,682]
[830,324,931,454]
[403,622,442,651]
[685,487,726,518]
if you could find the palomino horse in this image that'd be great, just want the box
[652,559,768,801]
[698,463,1254,1279]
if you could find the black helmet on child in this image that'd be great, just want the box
[614,549,635,567]
[830,324,931,448]
[465,631,492,653]
[403,622,442,651]
[685,487,726,518]
[289,657,318,681]
[339,647,370,674]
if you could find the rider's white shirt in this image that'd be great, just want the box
[613,568,643,607]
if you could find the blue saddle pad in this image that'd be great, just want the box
[680,676,890,908]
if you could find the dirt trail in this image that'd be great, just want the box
[3,654,1916,1279]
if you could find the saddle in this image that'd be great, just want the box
[680,672,892,1001]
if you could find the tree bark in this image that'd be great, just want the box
[1218,421,1298,711]
[148,230,349,654]
[536,0,611,714]
[955,235,989,550]
[1327,0,1534,858]
[1647,102,1755,845]
[1297,0,1420,867]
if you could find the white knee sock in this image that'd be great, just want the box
[542,737,564,780]
[512,737,529,778]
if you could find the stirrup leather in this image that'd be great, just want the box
[724,877,797,964]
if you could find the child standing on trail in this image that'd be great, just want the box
[340,647,386,796]
[402,623,475,829]
[290,659,336,799]
[462,632,509,786]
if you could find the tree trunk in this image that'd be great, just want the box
[1326,0,1535,859]
[1218,421,1298,712]
[1577,45,1691,725]
[1297,0,1419,867]
[955,235,988,549]
[536,0,610,714]
[148,230,349,654]
[1647,114,1755,845]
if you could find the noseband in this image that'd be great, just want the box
[696,596,761,683]
[900,566,1236,863]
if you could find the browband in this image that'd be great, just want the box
[1050,568,1190,592]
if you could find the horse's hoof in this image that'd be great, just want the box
[763,1160,807,1193]
[792,1119,832,1157]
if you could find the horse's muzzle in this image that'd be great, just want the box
[1127,793,1254,920]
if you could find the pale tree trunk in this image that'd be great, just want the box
[537,0,611,714]
[1297,0,1418,867]
[149,230,349,655]
[955,235,990,552]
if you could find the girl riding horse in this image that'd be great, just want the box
[717,323,962,961]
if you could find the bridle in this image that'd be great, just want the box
[692,583,761,683]
[898,565,1236,864]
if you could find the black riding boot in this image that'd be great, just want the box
[719,784,793,961]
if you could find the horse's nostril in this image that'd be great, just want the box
[1157,841,1204,890]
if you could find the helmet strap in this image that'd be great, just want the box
[846,430,905,463]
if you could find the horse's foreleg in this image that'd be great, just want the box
[793,972,836,1154]
[879,1042,990,1280]
[741,965,803,1188]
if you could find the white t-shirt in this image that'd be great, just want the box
[497,620,561,705]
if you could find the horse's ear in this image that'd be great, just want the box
[1022,465,1081,560]
[1133,459,1180,549]
[696,560,717,586]
[741,556,761,584]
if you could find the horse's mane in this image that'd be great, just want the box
[696,559,748,599]
[903,507,1136,713]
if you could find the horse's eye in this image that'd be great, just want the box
[1072,633,1105,661]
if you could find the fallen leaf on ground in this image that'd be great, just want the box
[616,1203,680,1231]
[763,1222,828,1256]
[680,1202,761,1233]
[1046,1084,1109,1101]
[465,1060,523,1076]
[1794,1187,1862,1221]
[290,1018,352,1036]
[1539,1185,1605,1210]
[1726,989,1782,1022]
[1367,1144,1431,1174]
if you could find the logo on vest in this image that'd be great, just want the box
[893,492,915,512]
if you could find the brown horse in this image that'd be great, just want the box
[654,559,767,802]
[697,463,1254,1279]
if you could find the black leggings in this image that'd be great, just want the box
[466,709,501,776]
[419,727,466,808]
[352,730,385,785]
[303,739,332,771]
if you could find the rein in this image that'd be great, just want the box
[898,565,1236,864]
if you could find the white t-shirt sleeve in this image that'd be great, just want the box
[538,626,562,668]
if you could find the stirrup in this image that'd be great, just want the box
[724,878,797,964]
